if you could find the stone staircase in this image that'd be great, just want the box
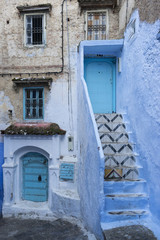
[95,114,149,225]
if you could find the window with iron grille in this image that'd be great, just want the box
[24,88,44,119]
[25,14,45,45]
[86,11,107,40]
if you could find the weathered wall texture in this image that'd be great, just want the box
[135,0,160,23]
[117,9,160,222]
[119,0,160,38]
[119,0,135,35]
[108,8,119,39]
[0,0,119,130]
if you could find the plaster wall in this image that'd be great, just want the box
[0,0,119,146]
[119,0,135,35]
[135,0,160,23]
[2,135,80,219]
[77,45,104,239]
[119,0,160,37]
[117,10,160,223]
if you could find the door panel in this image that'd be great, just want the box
[84,58,116,113]
[22,152,48,202]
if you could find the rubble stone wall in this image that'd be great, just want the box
[0,0,119,128]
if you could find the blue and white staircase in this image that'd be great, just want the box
[95,114,149,229]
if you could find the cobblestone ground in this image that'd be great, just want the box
[0,218,91,240]
[104,225,157,240]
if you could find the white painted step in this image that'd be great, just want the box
[104,154,136,167]
[102,143,134,154]
[97,122,126,133]
[99,132,129,143]
[95,114,123,123]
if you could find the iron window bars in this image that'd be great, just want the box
[87,12,107,40]
[26,15,44,45]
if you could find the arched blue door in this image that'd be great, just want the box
[22,152,48,202]
[84,58,116,113]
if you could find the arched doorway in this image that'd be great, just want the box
[22,152,48,202]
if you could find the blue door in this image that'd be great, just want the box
[22,152,48,202]
[84,58,116,113]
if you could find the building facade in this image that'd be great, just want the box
[0,0,160,239]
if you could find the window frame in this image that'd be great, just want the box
[128,19,136,41]
[85,10,109,40]
[24,13,46,47]
[23,87,44,120]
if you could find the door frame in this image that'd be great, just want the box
[84,57,116,113]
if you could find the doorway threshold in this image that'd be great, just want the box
[3,201,55,220]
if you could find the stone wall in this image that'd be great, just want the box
[135,0,160,23]
[0,0,119,129]
[118,0,160,38]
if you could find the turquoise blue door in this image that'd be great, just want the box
[84,58,116,113]
[22,152,48,202]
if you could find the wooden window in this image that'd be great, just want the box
[25,14,45,46]
[87,11,107,40]
[24,88,43,119]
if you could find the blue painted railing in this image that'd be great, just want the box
[0,136,4,217]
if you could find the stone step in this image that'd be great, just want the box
[97,122,126,133]
[105,193,149,211]
[104,179,148,195]
[104,166,139,180]
[95,114,123,123]
[102,143,134,155]
[104,154,136,167]
[99,132,129,143]
[101,210,149,222]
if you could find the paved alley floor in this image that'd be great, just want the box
[0,218,158,240]
[0,218,93,240]
[103,225,157,240]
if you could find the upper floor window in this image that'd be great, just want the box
[24,88,44,119]
[25,14,45,46]
[86,11,107,40]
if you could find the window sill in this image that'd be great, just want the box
[24,44,46,49]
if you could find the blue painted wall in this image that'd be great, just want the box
[117,10,160,223]
[78,47,104,239]
[0,136,4,217]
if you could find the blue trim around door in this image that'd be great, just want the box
[84,58,116,113]
[22,152,48,202]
